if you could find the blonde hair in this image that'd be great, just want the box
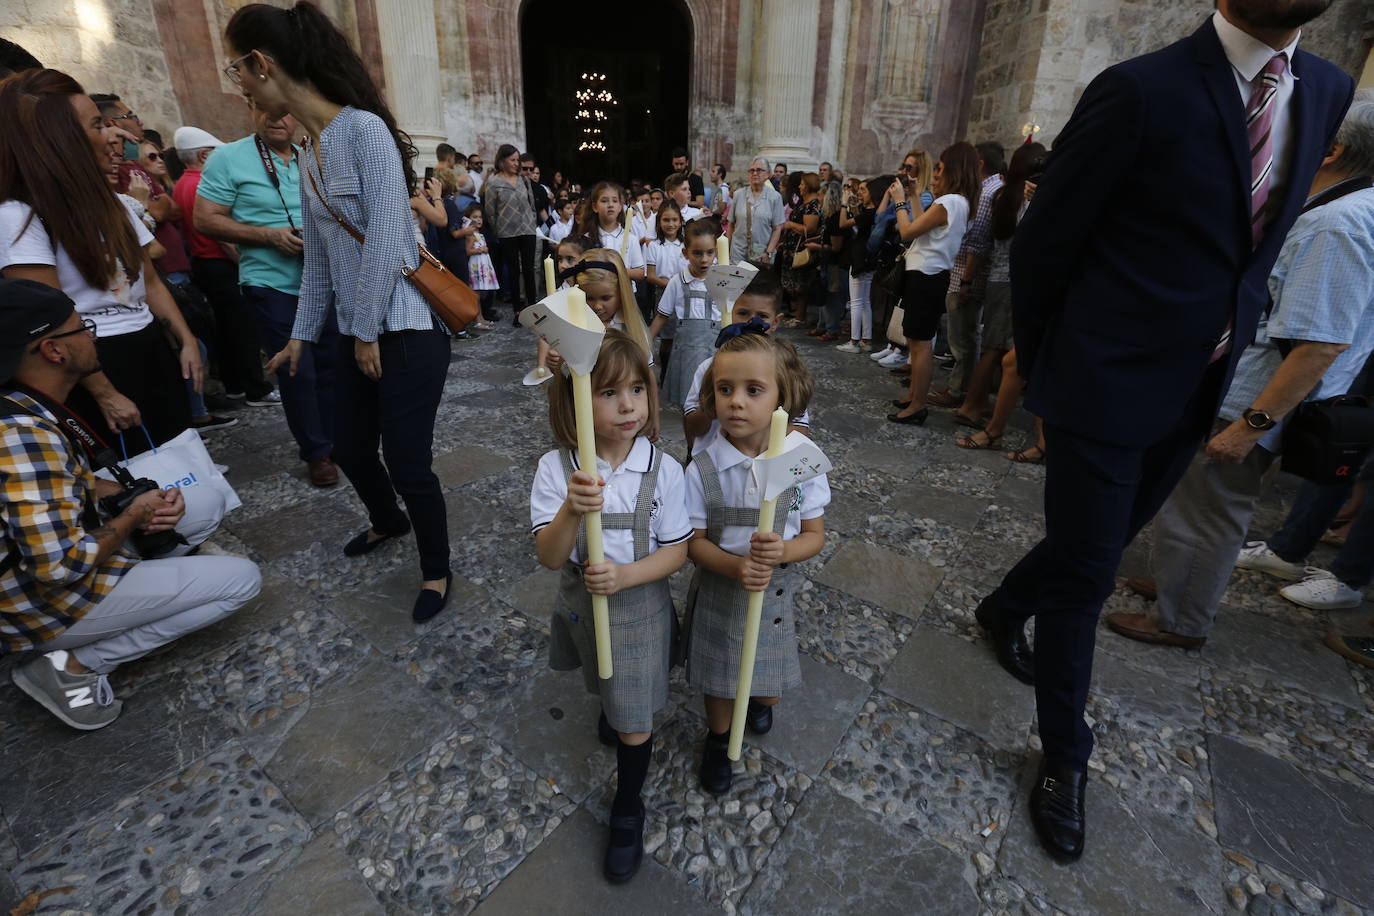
[574,248,651,360]
[904,149,935,199]
[547,329,659,450]
[700,333,814,423]
[434,166,461,197]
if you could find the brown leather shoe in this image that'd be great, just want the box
[1105,612,1206,649]
[1123,576,1158,600]
[307,457,340,487]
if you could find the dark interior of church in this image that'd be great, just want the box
[520,0,692,185]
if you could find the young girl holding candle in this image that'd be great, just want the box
[463,203,499,329]
[684,332,828,794]
[648,218,721,405]
[645,201,686,372]
[576,182,645,281]
[543,249,653,373]
[530,237,591,382]
[531,329,692,882]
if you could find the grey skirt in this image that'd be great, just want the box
[661,317,716,406]
[683,563,803,699]
[548,563,675,734]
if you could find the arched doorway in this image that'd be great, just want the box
[519,0,692,185]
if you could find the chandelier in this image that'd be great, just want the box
[575,71,615,154]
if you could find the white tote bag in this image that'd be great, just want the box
[97,427,241,512]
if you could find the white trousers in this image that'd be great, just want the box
[849,273,873,341]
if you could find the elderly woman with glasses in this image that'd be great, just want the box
[725,155,785,265]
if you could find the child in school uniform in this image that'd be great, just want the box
[531,329,691,882]
[543,249,654,391]
[681,267,812,454]
[665,172,704,223]
[529,236,592,381]
[648,218,721,405]
[576,182,646,282]
[683,332,828,795]
[548,198,577,245]
[644,200,686,374]
[463,203,499,329]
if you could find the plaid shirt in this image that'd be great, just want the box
[1,390,134,654]
[949,174,1004,294]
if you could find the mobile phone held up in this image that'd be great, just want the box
[425,166,435,181]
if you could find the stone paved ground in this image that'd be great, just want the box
[2,321,1372,916]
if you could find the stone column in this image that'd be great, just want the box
[755,0,821,171]
[374,0,448,170]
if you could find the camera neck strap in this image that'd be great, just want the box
[0,384,126,482]
[254,134,299,231]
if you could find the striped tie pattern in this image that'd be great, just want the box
[1211,52,1289,364]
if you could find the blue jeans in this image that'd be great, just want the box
[186,339,210,420]
[240,285,338,462]
[1267,468,1374,590]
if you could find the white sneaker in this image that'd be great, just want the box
[879,352,910,368]
[1234,541,1306,581]
[246,390,282,407]
[857,341,872,352]
[1279,568,1364,610]
[870,345,894,361]
[836,341,862,353]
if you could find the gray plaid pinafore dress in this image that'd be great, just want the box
[547,447,675,734]
[683,450,803,698]
[661,279,717,406]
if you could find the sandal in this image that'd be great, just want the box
[953,413,987,430]
[807,327,823,337]
[927,390,961,408]
[957,431,1004,450]
[1008,446,1046,464]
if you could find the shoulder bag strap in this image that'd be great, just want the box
[305,143,365,246]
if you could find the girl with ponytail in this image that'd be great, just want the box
[226,1,455,623]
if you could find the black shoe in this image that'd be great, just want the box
[453,330,480,341]
[603,800,645,884]
[1029,761,1086,862]
[597,709,618,747]
[699,731,732,795]
[191,414,239,432]
[891,399,911,409]
[342,520,411,557]
[886,408,929,426]
[203,393,239,411]
[412,571,454,623]
[974,596,1035,685]
[745,699,773,735]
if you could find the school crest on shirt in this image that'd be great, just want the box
[785,486,801,514]
[650,496,661,520]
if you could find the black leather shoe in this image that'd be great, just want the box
[699,731,733,795]
[597,709,617,747]
[412,571,454,623]
[603,800,645,883]
[1029,762,1086,862]
[745,699,773,735]
[343,519,411,557]
[886,408,929,426]
[974,597,1035,686]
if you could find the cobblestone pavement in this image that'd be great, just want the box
[3,319,1372,916]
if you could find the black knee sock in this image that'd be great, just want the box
[612,735,653,817]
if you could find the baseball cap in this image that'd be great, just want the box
[173,125,224,153]
[0,279,79,384]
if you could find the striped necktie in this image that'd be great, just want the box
[1211,51,1289,364]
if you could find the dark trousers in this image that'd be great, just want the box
[191,257,271,399]
[241,285,337,462]
[984,368,1221,770]
[497,234,538,309]
[332,327,451,580]
[67,321,192,457]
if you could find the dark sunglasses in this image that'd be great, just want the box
[145,151,162,161]
[520,165,535,172]
[30,318,96,352]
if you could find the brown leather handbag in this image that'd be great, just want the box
[306,167,480,333]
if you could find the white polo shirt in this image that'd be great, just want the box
[596,224,646,273]
[657,271,718,322]
[646,238,686,282]
[684,434,830,556]
[530,437,692,565]
[683,355,812,455]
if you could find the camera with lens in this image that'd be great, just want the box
[98,469,185,558]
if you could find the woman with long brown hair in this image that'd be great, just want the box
[0,68,201,453]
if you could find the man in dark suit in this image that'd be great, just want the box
[975,0,1353,862]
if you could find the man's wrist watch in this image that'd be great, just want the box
[1242,408,1276,430]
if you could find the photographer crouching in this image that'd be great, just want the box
[1,279,260,730]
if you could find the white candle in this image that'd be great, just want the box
[728,407,789,760]
[544,255,556,296]
[716,233,729,267]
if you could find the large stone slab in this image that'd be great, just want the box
[223,830,384,916]
[998,756,1222,914]
[989,473,1044,517]
[1211,735,1374,909]
[0,672,235,855]
[227,494,366,562]
[509,566,561,622]
[1206,606,1363,708]
[170,577,317,661]
[259,659,464,825]
[474,806,715,916]
[326,565,490,652]
[749,654,872,778]
[878,626,1034,749]
[846,442,923,479]
[433,445,516,489]
[815,541,944,619]
[1090,653,1203,730]
[888,485,987,530]
[740,784,978,916]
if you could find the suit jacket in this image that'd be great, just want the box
[1011,18,1353,447]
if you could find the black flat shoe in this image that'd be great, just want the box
[886,408,929,426]
[745,699,773,735]
[412,571,454,623]
[597,709,618,747]
[343,520,411,557]
[1030,762,1086,862]
[699,730,733,796]
[891,399,911,409]
[974,597,1035,685]
[603,800,645,883]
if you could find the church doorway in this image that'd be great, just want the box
[520,0,692,187]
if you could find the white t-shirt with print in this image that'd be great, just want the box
[904,193,969,275]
